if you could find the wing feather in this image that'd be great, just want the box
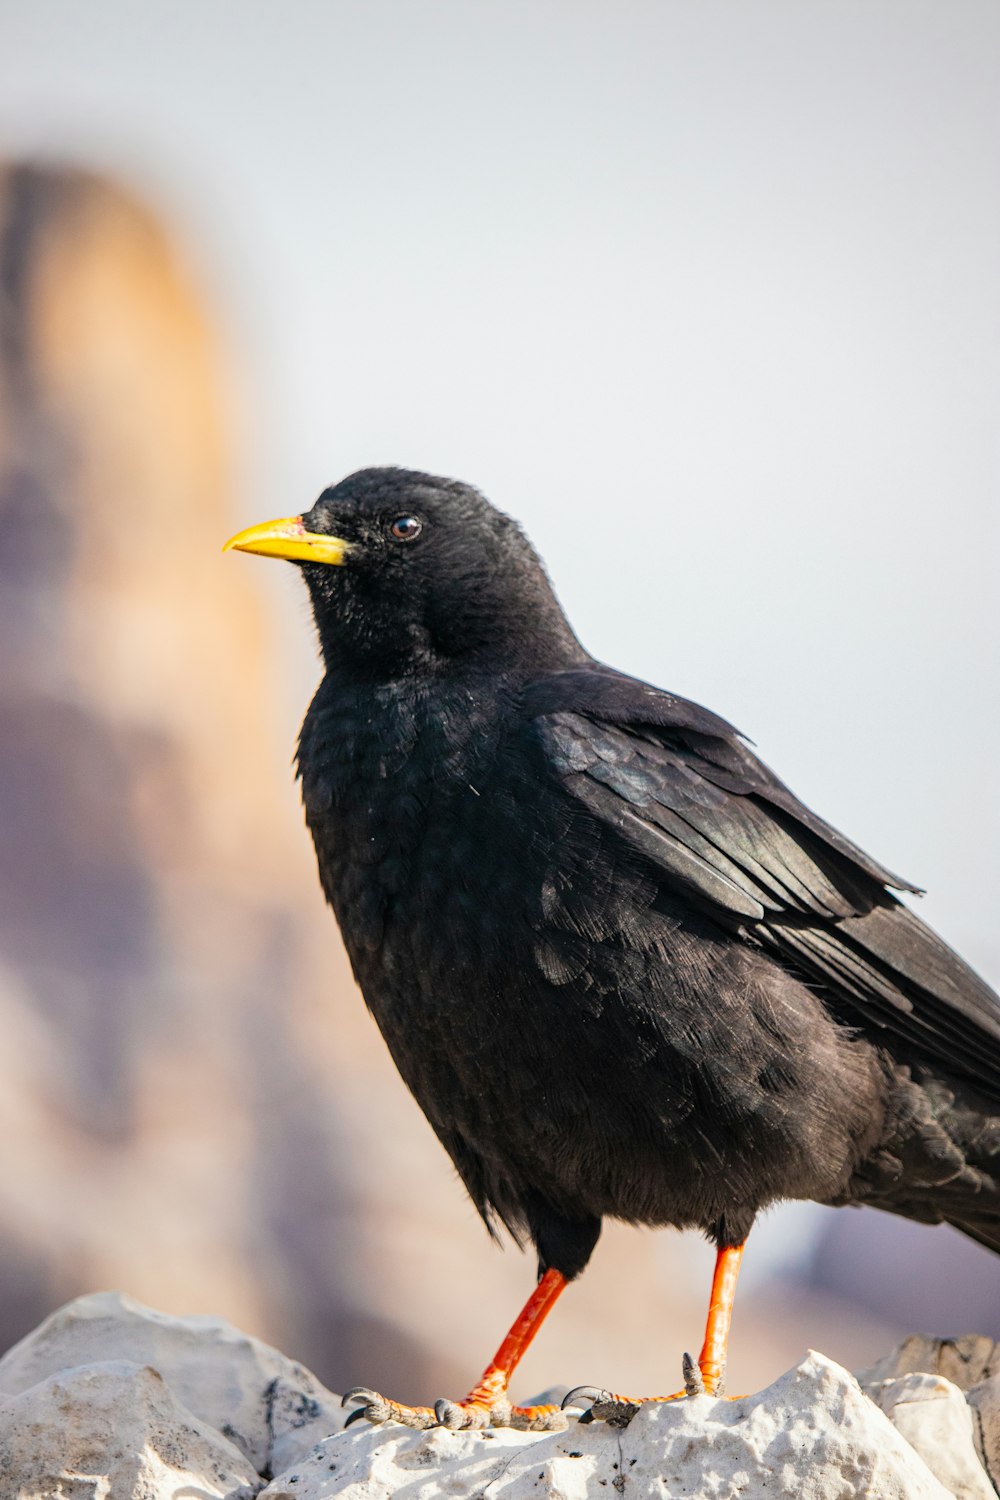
[529,668,1000,1095]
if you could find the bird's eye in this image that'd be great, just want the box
[389,515,423,542]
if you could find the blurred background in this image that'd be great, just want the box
[0,0,998,1405]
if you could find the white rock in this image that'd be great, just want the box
[864,1371,995,1500]
[260,1351,954,1500]
[859,1333,1000,1391]
[965,1375,1000,1494]
[0,1289,345,1475]
[856,1333,1000,1493]
[3,1294,996,1499]
[0,1359,260,1500]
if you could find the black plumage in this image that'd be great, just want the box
[227,466,1000,1425]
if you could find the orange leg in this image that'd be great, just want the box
[343,1267,569,1431]
[564,1242,746,1424]
[696,1243,744,1393]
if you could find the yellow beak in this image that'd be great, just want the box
[222,515,351,566]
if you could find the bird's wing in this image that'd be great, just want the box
[524,667,1000,1093]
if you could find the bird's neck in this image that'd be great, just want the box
[315,614,587,686]
[308,551,588,682]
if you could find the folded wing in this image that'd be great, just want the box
[526,668,1000,1096]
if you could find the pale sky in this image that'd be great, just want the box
[2,0,997,982]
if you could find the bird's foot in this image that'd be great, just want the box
[342,1269,572,1434]
[563,1353,727,1428]
[437,1395,567,1431]
[342,1388,439,1431]
[342,1385,566,1432]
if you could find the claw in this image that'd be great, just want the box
[340,1382,566,1433]
[340,1387,392,1426]
[559,1385,641,1427]
[434,1398,490,1430]
[434,1397,462,1429]
[342,1385,381,1409]
[339,1386,437,1430]
[682,1353,725,1397]
[564,1360,711,1427]
[682,1353,705,1397]
[561,1385,611,1411]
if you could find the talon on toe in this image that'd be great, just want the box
[338,1387,440,1430]
[342,1386,380,1409]
[434,1398,466,1429]
[561,1385,610,1412]
[682,1353,705,1398]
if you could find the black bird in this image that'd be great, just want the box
[225,467,1000,1431]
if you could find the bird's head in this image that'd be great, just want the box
[224,467,583,679]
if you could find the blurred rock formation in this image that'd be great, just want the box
[0,159,366,1371]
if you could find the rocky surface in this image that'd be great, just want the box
[261,1353,961,1500]
[0,1293,998,1499]
[0,1362,261,1500]
[0,1291,346,1481]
